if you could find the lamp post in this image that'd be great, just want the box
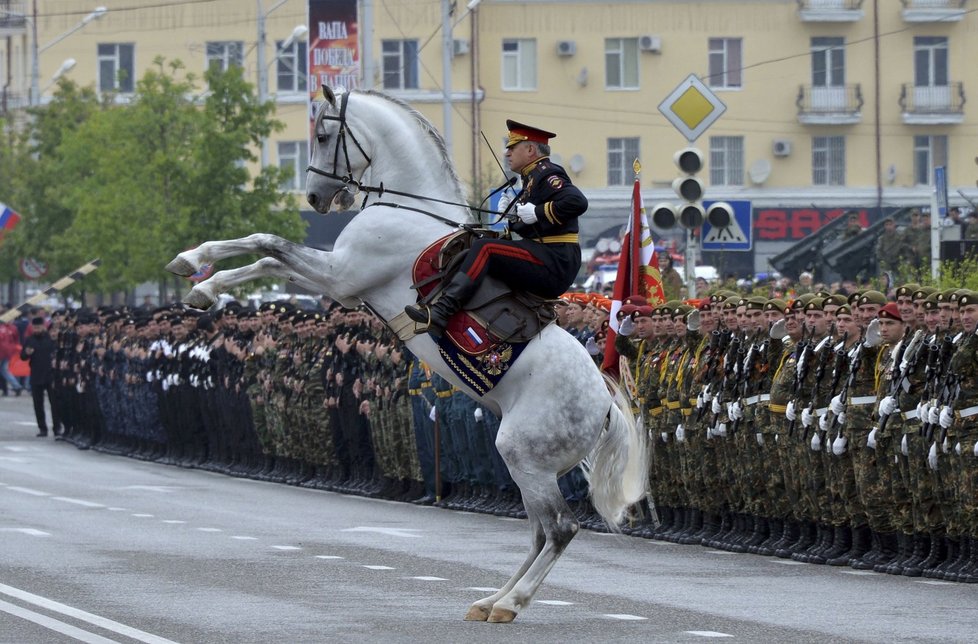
[43,57,76,93]
[30,5,107,106]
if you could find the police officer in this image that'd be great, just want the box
[404,120,587,336]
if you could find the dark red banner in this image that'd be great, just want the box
[754,208,873,241]
[308,0,359,96]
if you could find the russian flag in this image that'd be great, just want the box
[0,203,21,230]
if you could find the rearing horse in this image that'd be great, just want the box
[165,86,649,623]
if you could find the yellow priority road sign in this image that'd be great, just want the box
[658,74,727,142]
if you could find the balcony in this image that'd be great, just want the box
[0,89,28,113]
[0,1,28,36]
[797,0,864,22]
[797,84,864,124]
[899,82,965,124]
[901,0,967,22]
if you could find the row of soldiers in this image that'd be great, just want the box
[613,283,978,582]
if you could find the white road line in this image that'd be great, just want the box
[407,576,447,581]
[341,526,422,539]
[7,486,49,496]
[106,507,127,512]
[131,514,154,518]
[120,486,179,493]
[536,600,573,606]
[12,422,36,427]
[0,457,29,463]
[838,570,875,576]
[0,583,179,644]
[603,614,647,621]
[915,580,954,586]
[315,555,343,559]
[160,520,186,524]
[230,536,257,541]
[0,528,50,537]
[686,630,734,638]
[466,587,499,592]
[772,560,805,566]
[271,545,300,550]
[196,528,222,533]
[3,445,31,451]
[362,565,395,570]
[51,496,105,508]
[706,550,738,555]
[0,598,120,644]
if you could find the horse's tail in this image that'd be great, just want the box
[581,374,650,531]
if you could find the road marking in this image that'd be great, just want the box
[915,580,954,586]
[408,576,447,581]
[52,496,104,508]
[0,528,50,537]
[120,485,180,493]
[466,587,499,592]
[271,545,301,550]
[341,526,422,539]
[604,614,647,621]
[197,528,222,532]
[7,486,49,496]
[0,456,28,463]
[131,514,154,518]
[363,565,395,570]
[536,600,573,606]
[12,422,36,427]
[0,583,179,644]
[0,598,120,644]
[315,555,343,559]
[230,536,257,541]
[3,445,31,451]
[772,560,805,565]
[706,550,738,555]
[838,570,875,576]
[686,631,734,638]
[161,520,186,524]
[106,507,127,512]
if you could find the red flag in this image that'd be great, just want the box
[600,176,665,378]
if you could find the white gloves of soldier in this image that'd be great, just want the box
[716,423,728,437]
[943,435,950,453]
[939,406,954,429]
[928,406,941,426]
[928,441,939,470]
[676,424,685,442]
[786,401,797,421]
[711,396,723,415]
[474,407,483,421]
[756,432,764,446]
[429,406,437,422]
[818,414,830,432]
[617,315,635,337]
[810,431,822,451]
[585,336,600,356]
[728,401,744,421]
[498,181,520,212]
[770,318,787,340]
[867,427,877,450]
[955,442,962,456]
[696,391,705,410]
[836,412,846,426]
[901,434,909,456]
[863,319,882,348]
[830,394,845,416]
[973,440,978,458]
[878,395,897,418]
[515,203,538,224]
[801,407,815,428]
[832,434,848,456]
[661,432,669,443]
[917,401,929,424]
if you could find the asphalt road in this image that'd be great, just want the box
[1,394,975,643]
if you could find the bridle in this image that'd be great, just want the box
[305,90,518,227]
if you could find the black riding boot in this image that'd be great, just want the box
[404,273,478,337]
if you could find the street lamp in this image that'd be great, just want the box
[43,58,76,92]
[31,6,108,106]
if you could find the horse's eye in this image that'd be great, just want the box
[317,134,327,144]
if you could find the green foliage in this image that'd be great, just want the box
[0,57,306,296]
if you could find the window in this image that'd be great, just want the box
[97,43,134,93]
[709,136,744,186]
[205,41,244,72]
[811,37,845,87]
[501,39,537,91]
[605,38,639,89]
[276,40,308,93]
[382,39,419,90]
[812,136,845,186]
[607,137,640,186]
[278,141,309,192]
[914,36,948,87]
[913,135,948,186]
[708,38,742,89]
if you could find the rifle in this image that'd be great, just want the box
[732,328,768,434]
[710,331,742,432]
[936,374,961,444]
[803,328,836,440]
[921,329,957,440]
[787,324,812,437]
[821,331,850,436]
[696,329,729,422]
[878,328,922,433]
[834,326,867,431]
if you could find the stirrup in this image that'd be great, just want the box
[405,304,434,334]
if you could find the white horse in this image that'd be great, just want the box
[166,86,649,623]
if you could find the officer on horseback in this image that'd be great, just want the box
[405,120,587,336]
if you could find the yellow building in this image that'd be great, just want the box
[2,0,976,274]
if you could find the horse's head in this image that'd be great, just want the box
[306,85,370,214]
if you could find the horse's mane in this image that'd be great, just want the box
[360,89,466,203]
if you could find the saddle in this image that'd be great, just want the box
[396,230,557,355]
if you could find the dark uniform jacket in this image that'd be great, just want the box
[21,332,56,386]
[511,157,587,241]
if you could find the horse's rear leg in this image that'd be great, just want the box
[464,515,545,621]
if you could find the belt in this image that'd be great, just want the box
[956,405,978,419]
[682,408,693,416]
[744,395,761,406]
[408,388,422,395]
[666,401,681,410]
[435,390,453,398]
[901,409,919,420]
[769,403,787,414]
[849,396,878,406]
[648,406,664,417]
[529,233,579,244]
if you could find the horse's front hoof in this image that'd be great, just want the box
[487,606,518,623]
[464,603,491,621]
[183,288,215,310]
[165,256,197,277]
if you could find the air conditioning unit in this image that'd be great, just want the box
[638,35,662,53]
[452,38,470,57]
[556,40,576,57]
[773,139,793,157]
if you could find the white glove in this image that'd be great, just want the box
[878,395,897,417]
[830,394,845,416]
[755,432,764,446]
[810,431,821,451]
[498,183,519,212]
[973,440,978,458]
[954,441,961,455]
[836,411,846,426]
[801,407,815,428]
[939,406,953,429]
[676,424,685,442]
[702,389,713,403]
[942,436,950,453]
[716,423,728,437]
[429,406,437,421]
[832,434,848,455]
[661,432,669,443]
[617,315,635,337]
[728,401,743,421]
[786,401,797,421]
[928,406,941,426]
[863,319,882,348]
[585,336,600,356]
[928,441,939,470]
[867,427,877,450]
[917,400,927,421]
[901,433,908,456]
[696,392,705,409]
[711,397,722,415]
[818,414,830,432]
[515,203,537,224]
[474,407,483,421]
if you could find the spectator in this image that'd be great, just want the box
[20,317,59,437]
[659,253,683,301]
[0,313,24,396]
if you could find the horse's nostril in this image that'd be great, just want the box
[307,193,318,207]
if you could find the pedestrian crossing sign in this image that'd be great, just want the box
[702,200,752,251]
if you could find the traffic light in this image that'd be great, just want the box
[706,201,734,229]
[649,147,706,230]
